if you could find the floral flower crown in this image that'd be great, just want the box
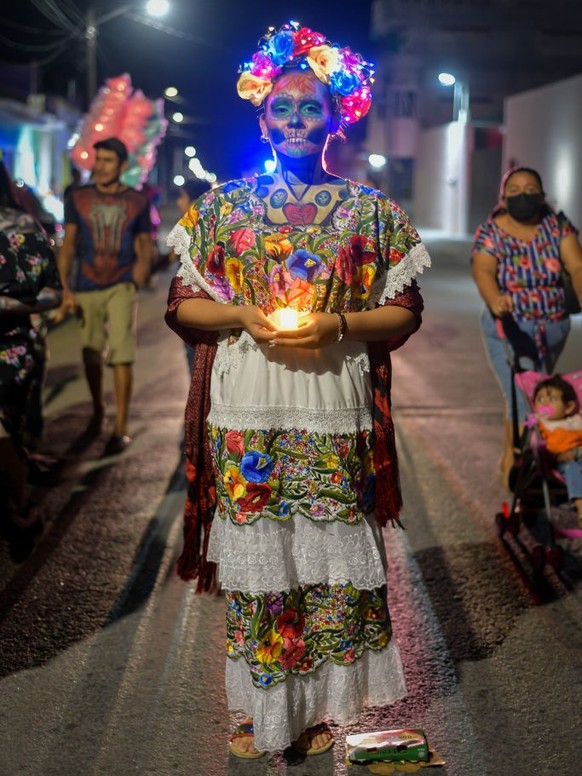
[236,21,374,126]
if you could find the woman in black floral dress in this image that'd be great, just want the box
[0,162,62,536]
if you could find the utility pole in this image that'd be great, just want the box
[86,6,97,107]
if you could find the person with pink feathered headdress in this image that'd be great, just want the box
[165,21,432,758]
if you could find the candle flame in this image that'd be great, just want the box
[271,307,300,330]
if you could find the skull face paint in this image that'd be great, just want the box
[261,70,336,159]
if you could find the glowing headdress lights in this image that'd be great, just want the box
[237,21,374,126]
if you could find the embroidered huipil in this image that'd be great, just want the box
[473,211,578,321]
[166,178,430,751]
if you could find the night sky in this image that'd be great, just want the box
[1,1,373,182]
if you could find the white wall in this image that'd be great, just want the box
[503,73,582,223]
[413,122,473,234]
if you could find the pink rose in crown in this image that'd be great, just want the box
[340,86,372,123]
[250,51,281,80]
[293,27,325,56]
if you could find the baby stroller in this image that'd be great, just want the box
[495,368,582,574]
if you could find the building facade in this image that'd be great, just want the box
[367,0,582,223]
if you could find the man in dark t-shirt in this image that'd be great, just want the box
[58,138,153,454]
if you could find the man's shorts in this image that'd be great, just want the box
[76,282,137,366]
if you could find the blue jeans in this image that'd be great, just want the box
[557,458,582,500]
[480,308,570,421]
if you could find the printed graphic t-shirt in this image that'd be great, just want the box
[65,185,151,291]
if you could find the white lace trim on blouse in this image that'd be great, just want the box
[207,512,387,593]
[167,222,225,303]
[208,403,372,434]
[226,641,407,751]
[369,242,432,307]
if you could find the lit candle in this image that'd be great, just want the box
[270,307,301,330]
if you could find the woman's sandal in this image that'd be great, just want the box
[229,721,265,759]
[293,722,334,756]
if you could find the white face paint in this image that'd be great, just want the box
[261,70,336,161]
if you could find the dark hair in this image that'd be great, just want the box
[0,161,19,209]
[181,179,211,202]
[491,166,552,219]
[93,137,129,164]
[502,166,545,196]
[0,161,40,221]
[534,374,579,413]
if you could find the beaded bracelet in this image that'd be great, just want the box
[336,312,348,342]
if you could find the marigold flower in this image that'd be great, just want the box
[236,71,274,106]
[306,44,340,84]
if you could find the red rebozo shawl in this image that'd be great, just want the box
[165,275,424,590]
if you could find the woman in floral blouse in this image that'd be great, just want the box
[165,22,431,758]
[0,161,62,539]
[472,167,582,485]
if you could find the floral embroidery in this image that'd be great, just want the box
[0,226,60,436]
[226,582,392,688]
[211,424,376,525]
[178,178,420,317]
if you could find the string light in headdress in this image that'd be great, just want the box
[237,21,375,126]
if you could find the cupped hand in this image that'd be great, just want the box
[490,294,513,317]
[238,305,278,345]
[270,312,339,349]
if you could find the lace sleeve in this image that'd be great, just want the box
[369,197,431,308]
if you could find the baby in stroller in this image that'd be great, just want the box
[533,374,582,527]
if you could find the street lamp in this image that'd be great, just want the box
[438,72,470,124]
[85,2,170,105]
[368,153,387,170]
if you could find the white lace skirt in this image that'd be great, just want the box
[227,641,407,752]
[207,332,407,750]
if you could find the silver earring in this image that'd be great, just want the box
[260,135,269,144]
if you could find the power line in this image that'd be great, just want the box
[0,30,74,52]
[0,15,66,35]
[29,0,81,35]
[126,12,226,49]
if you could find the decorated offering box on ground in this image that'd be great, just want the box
[346,728,430,765]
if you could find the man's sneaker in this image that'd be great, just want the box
[104,434,132,455]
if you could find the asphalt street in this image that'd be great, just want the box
[0,229,581,776]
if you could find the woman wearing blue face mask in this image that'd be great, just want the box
[472,166,582,486]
